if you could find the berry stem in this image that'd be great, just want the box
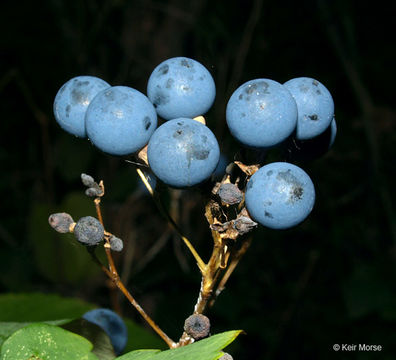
[208,237,252,309]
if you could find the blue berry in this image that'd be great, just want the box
[85,86,157,156]
[147,118,220,188]
[82,308,128,355]
[53,76,110,137]
[284,116,337,162]
[329,117,337,148]
[283,77,334,140]
[245,162,315,229]
[226,79,297,148]
[147,57,216,120]
[212,153,229,181]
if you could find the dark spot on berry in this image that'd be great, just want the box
[166,78,174,88]
[245,83,257,95]
[76,80,89,87]
[193,149,210,160]
[157,64,169,76]
[71,89,89,105]
[241,113,246,117]
[316,89,321,95]
[201,135,208,143]
[291,186,303,200]
[181,59,192,68]
[199,76,204,80]
[267,170,273,176]
[264,211,273,218]
[65,104,71,117]
[308,114,318,121]
[244,81,270,96]
[153,92,169,106]
[143,116,151,130]
[276,170,304,203]
[173,129,183,138]
[247,179,254,190]
[181,85,190,92]
[239,94,243,100]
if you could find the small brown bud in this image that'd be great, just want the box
[109,235,124,252]
[184,314,210,340]
[48,213,74,233]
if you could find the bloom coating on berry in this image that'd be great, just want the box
[184,314,210,340]
[74,216,104,246]
[48,212,74,233]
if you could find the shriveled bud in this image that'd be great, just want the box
[233,215,257,235]
[109,235,123,252]
[184,314,210,340]
[218,183,243,205]
[85,187,103,197]
[48,212,74,233]
[81,173,95,187]
[74,216,104,246]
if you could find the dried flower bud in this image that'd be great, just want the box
[184,314,210,340]
[81,173,95,187]
[48,213,74,233]
[233,215,257,235]
[109,235,124,252]
[74,216,104,246]
[218,183,243,205]
[85,187,103,197]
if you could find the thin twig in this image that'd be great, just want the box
[92,188,176,348]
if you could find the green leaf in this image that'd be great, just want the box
[116,350,160,360]
[0,321,70,348]
[0,293,167,352]
[0,293,94,322]
[62,319,116,360]
[29,195,101,285]
[116,330,241,360]
[0,323,98,360]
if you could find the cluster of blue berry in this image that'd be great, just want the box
[53,56,335,231]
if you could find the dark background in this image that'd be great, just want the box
[1,0,395,358]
